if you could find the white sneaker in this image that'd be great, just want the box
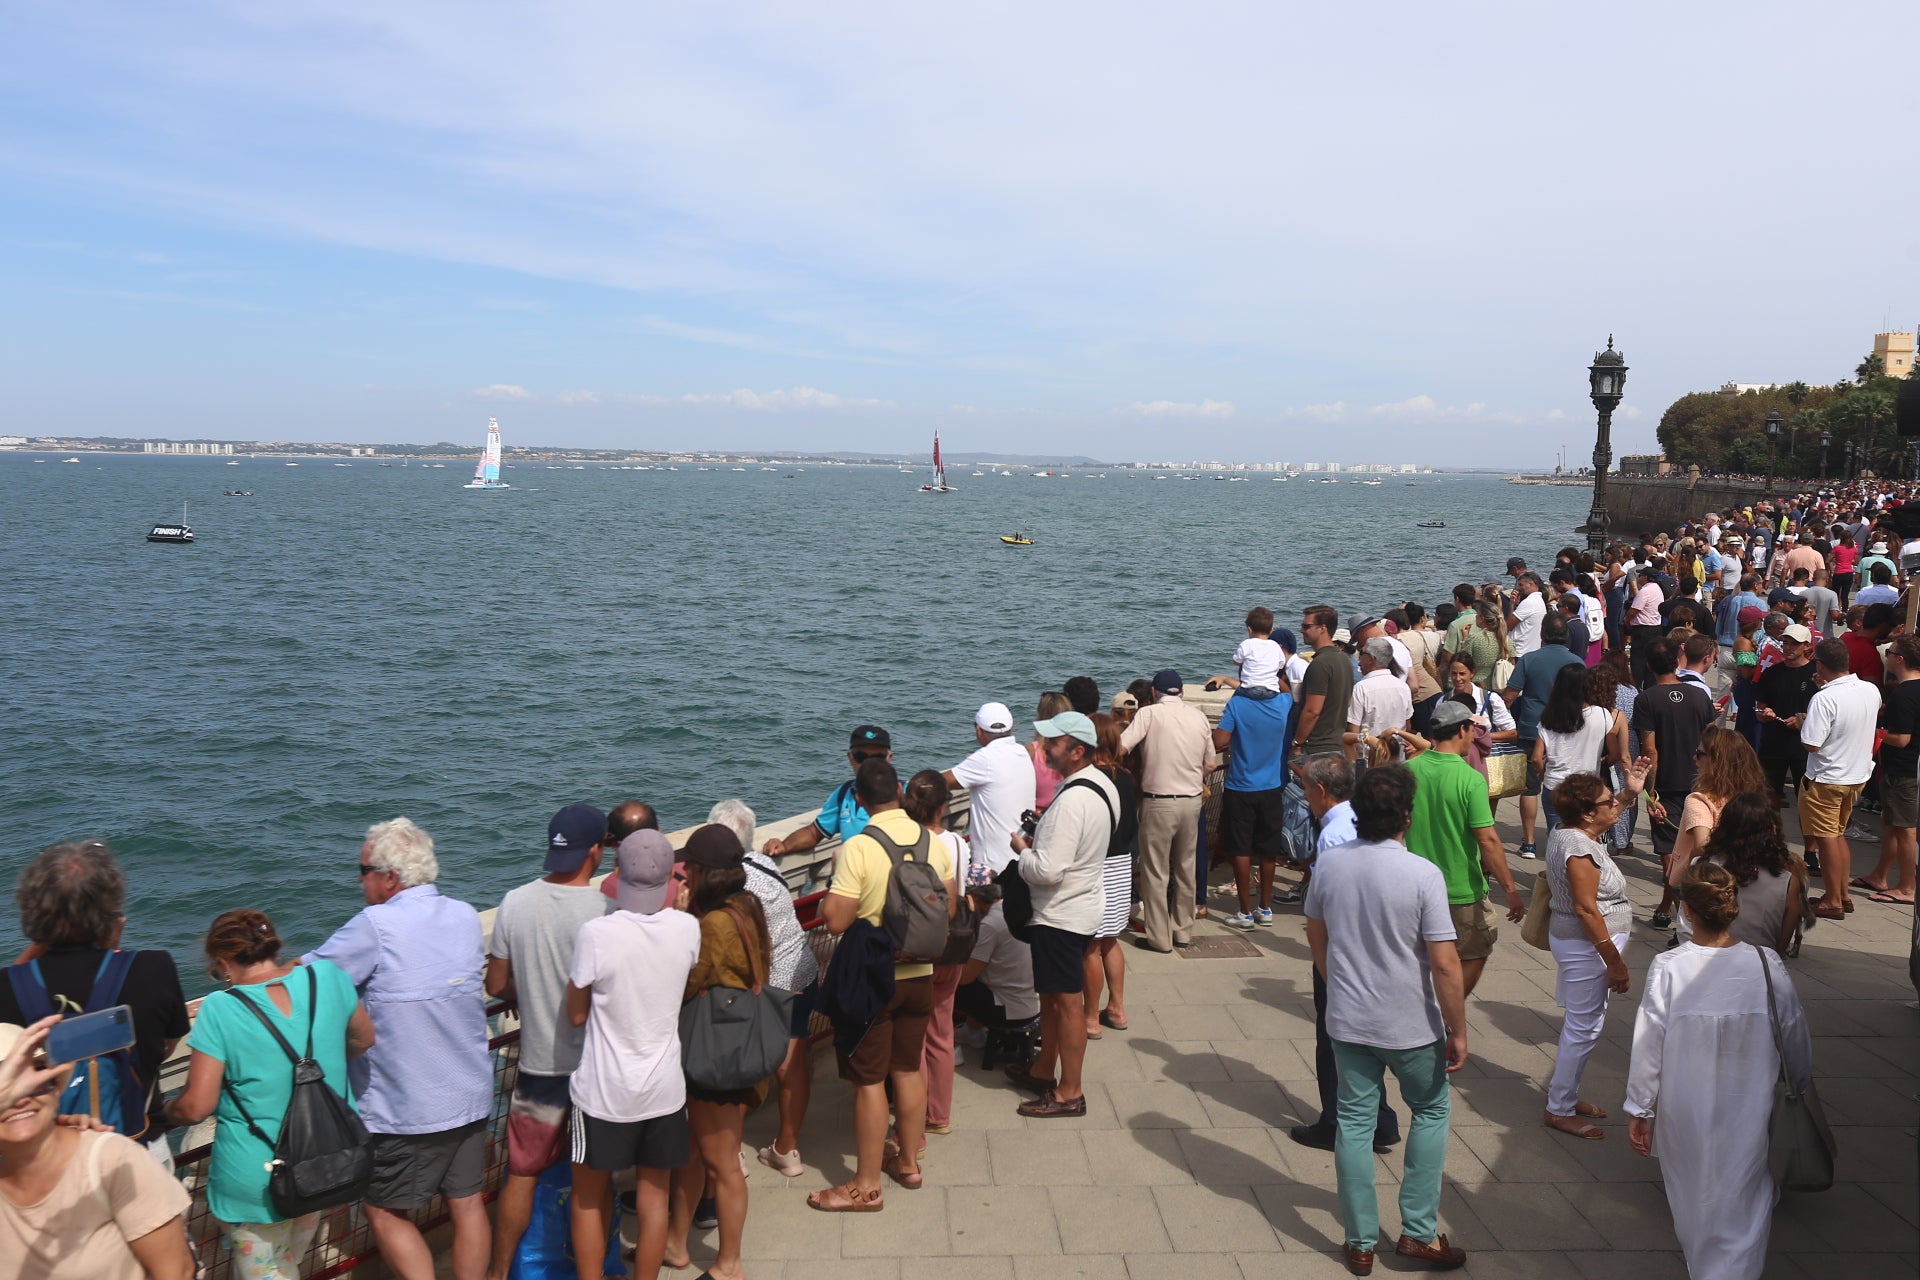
[1223,912,1257,931]
[956,1024,987,1049]
[757,1143,804,1177]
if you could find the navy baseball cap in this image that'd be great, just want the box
[1152,668,1183,695]
[849,724,891,751]
[545,803,607,873]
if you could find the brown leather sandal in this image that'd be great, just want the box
[807,1181,884,1212]
[881,1151,923,1189]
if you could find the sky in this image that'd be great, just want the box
[2,3,1915,464]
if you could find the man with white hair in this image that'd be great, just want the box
[713,799,821,1177]
[306,818,492,1280]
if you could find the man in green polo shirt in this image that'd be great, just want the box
[1404,701,1527,996]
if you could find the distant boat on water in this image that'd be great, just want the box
[62,457,80,464]
[464,418,511,490]
[920,433,956,492]
[147,502,194,543]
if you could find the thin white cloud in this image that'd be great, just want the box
[673,386,896,411]
[1131,399,1235,418]
[554,390,601,405]
[475,383,533,400]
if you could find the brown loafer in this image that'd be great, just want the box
[1016,1092,1087,1118]
[1812,898,1847,921]
[1004,1066,1057,1095]
[1395,1233,1466,1269]
[1344,1245,1375,1275]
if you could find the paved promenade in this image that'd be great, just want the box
[714,816,1917,1280]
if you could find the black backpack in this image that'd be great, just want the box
[220,966,374,1218]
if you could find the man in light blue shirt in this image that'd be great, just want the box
[761,724,889,858]
[307,817,491,1280]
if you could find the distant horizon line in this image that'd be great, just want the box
[0,435,1488,471]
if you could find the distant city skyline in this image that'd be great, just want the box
[3,5,1915,464]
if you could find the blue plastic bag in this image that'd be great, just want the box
[509,1161,626,1280]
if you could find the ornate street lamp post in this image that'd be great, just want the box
[1584,336,1627,552]
[1821,429,1830,479]
[1765,410,1782,493]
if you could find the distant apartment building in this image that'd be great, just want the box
[143,441,235,455]
[1874,330,1915,379]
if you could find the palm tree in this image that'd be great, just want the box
[1785,380,1811,407]
[1857,353,1886,382]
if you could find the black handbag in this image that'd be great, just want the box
[679,907,794,1092]
[220,966,374,1219]
[1757,944,1836,1191]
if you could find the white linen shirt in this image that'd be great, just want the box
[1800,673,1882,785]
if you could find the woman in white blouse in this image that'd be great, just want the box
[1626,863,1814,1280]
[1540,767,1646,1140]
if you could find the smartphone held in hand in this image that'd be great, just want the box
[43,1005,136,1067]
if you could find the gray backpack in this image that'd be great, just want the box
[864,824,952,963]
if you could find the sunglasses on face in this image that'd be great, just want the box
[851,750,888,765]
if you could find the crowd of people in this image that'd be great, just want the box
[5,484,1915,1280]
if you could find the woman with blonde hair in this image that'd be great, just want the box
[1627,862,1814,1279]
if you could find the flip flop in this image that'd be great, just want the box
[1544,1116,1605,1140]
[1849,877,1885,891]
[1099,1009,1129,1032]
[1085,1026,1103,1040]
[1868,892,1917,905]
[1573,1101,1609,1120]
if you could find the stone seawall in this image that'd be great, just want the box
[1606,475,1773,536]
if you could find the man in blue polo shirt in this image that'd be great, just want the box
[1211,682,1294,929]
[761,724,891,858]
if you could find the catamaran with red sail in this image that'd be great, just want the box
[919,432,956,492]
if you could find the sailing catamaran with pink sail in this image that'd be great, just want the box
[919,432,955,492]
[463,418,511,490]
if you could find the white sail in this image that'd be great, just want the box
[464,418,511,489]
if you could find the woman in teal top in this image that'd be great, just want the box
[164,910,373,1280]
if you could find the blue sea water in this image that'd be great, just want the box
[2,454,1586,987]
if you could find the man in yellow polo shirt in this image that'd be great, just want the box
[811,758,955,1212]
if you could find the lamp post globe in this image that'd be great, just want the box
[1584,336,1627,552]
[1764,410,1782,493]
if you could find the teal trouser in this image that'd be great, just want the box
[1331,1038,1450,1249]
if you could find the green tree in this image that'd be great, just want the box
[1857,353,1886,381]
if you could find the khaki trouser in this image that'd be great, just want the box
[1136,794,1202,950]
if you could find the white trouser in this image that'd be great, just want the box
[1545,930,1628,1117]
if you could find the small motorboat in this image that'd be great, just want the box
[223,489,253,497]
[1417,520,1446,528]
[1000,532,1034,546]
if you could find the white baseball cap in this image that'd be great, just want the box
[974,701,1014,733]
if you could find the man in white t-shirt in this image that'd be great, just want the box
[1800,638,1884,919]
[1506,573,1547,657]
[566,830,701,1277]
[955,900,1040,1028]
[944,702,1038,877]
[1348,639,1414,760]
